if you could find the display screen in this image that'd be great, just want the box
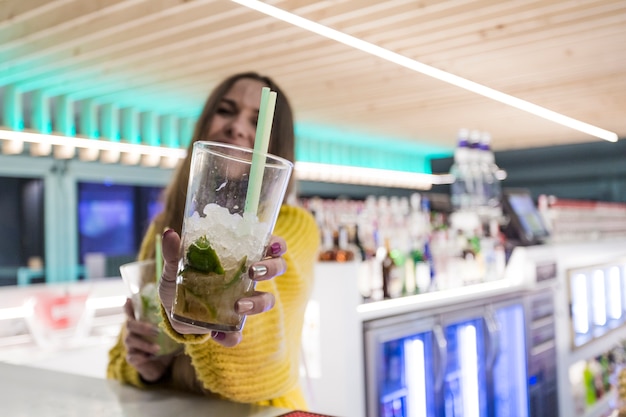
[78,183,136,261]
[77,182,164,264]
[503,190,550,245]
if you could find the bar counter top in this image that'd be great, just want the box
[0,362,290,417]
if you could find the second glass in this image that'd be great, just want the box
[172,141,293,332]
[120,259,181,356]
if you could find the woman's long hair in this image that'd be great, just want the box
[145,72,295,258]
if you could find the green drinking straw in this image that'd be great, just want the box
[155,233,163,284]
[244,87,277,216]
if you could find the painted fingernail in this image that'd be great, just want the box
[211,331,226,341]
[163,228,176,239]
[249,264,268,279]
[270,242,282,255]
[237,299,254,314]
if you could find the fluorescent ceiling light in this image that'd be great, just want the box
[295,161,446,190]
[0,129,454,188]
[0,129,187,159]
[230,0,619,143]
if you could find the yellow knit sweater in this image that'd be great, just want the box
[107,205,319,409]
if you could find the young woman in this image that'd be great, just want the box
[107,72,320,410]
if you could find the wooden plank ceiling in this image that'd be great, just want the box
[1,0,624,152]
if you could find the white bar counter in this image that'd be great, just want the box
[0,362,290,417]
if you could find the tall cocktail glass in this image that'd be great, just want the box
[172,141,293,332]
[120,259,181,356]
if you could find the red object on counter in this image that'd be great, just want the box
[33,293,88,330]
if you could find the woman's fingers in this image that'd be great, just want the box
[210,331,242,348]
[264,236,286,257]
[159,229,181,314]
[124,297,160,356]
[248,257,286,282]
[125,351,169,383]
[125,314,160,354]
[158,229,200,335]
[126,319,159,339]
[161,229,181,281]
[125,333,160,357]
[123,298,136,320]
[247,235,287,281]
[122,278,176,383]
[157,229,280,343]
[236,291,276,315]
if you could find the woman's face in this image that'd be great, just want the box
[207,78,267,149]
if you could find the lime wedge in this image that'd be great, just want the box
[186,236,224,274]
[223,256,248,289]
[178,285,216,319]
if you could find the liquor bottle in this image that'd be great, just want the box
[479,132,502,213]
[381,238,395,299]
[410,242,431,294]
[483,218,506,281]
[335,225,355,262]
[318,227,336,262]
[423,239,436,291]
[584,361,597,406]
[450,129,472,211]
[468,129,484,208]
[353,224,369,261]
[381,238,404,299]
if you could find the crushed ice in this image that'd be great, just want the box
[184,203,271,267]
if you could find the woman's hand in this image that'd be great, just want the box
[158,229,286,348]
[122,299,175,383]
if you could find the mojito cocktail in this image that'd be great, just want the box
[171,141,292,332]
[120,260,181,356]
[173,204,270,331]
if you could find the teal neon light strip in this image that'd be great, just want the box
[100,103,120,141]
[122,108,139,144]
[80,99,98,138]
[295,124,453,174]
[179,117,194,149]
[161,115,178,148]
[0,80,452,175]
[141,111,158,146]
[31,90,51,133]
[9,56,200,118]
[3,86,23,130]
[54,95,75,136]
